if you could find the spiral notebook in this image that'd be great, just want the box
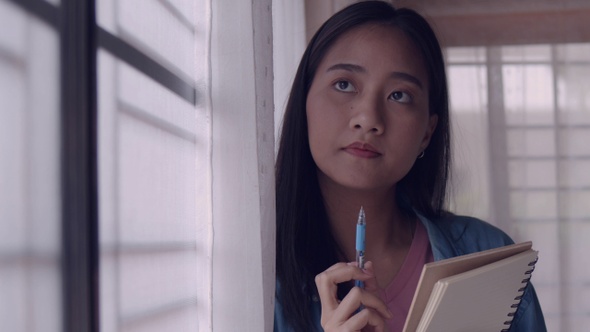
[403,242,538,332]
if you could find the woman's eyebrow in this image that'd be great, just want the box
[327,63,365,73]
[326,63,423,90]
[390,72,423,90]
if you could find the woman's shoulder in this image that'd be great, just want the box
[438,214,512,240]
[419,212,515,257]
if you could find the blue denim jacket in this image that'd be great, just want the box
[274,213,547,331]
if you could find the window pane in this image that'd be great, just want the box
[559,159,590,188]
[448,65,488,113]
[502,44,552,62]
[559,129,590,157]
[117,106,197,244]
[97,0,210,328]
[98,49,203,331]
[446,46,486,63]
[556,43,590,63]
[0,2,62,331]
[446,62,490,220]
[508,159,557,188]
[510,190,557,220]
[503,65,555,125]
[97,0,199,82]
[507,128,556,158]
[564,223,590,281]
[556,64,590,125]
[559,191,590,220]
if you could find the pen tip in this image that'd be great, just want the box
[358,206,365,223]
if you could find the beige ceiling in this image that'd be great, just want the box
[304,0,590,46]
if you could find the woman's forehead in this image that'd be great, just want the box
[316,24,428,83]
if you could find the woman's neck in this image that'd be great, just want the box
[319,180,414,264]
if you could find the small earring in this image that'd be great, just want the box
[417,150,425,159]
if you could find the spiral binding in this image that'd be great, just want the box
[500,256,538,332]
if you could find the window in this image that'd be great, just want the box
[447,43,590,331]
[2,0,278,331]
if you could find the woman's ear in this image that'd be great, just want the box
[420,114,438,150]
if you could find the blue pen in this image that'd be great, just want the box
[355,206,366,288]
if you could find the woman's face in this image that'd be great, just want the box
[306,24,437,193]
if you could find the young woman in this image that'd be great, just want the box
[274,2,546,331]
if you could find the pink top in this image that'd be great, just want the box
[382,221,433,332]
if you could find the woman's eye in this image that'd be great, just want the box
[333,80,355,92]
[390,91,412,103]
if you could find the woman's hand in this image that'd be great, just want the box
[315,261,392,332]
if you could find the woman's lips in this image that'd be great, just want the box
[343,142,382,158]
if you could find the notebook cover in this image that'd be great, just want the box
[403,241,533,332]
[416,249,538,332]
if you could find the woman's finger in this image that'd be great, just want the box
[344,306,387,332]
[315,263,372,312]
[359,287,392,321]
[332,286,391,324]
[329,286,364,323]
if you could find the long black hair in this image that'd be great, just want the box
[275,1,450,330]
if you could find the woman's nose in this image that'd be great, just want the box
[349,94,385,134]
